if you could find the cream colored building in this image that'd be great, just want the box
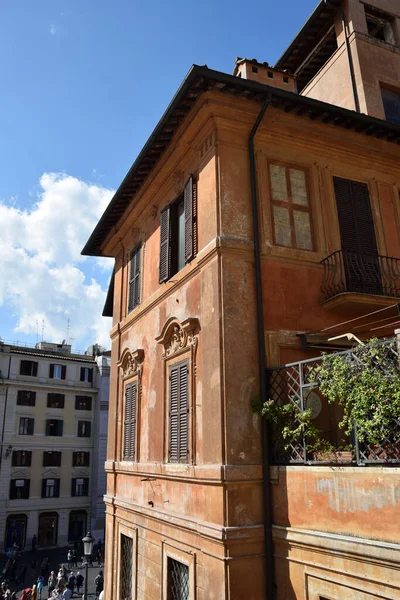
[0,341,110,550]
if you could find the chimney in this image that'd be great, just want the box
[233,57,296,93]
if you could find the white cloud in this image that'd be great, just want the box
[0,173,115,349]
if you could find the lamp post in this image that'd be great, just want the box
[82,531,95,600]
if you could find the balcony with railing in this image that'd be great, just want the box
[267,340,400,466]
[320,250,400,312]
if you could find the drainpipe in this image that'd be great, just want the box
[249,93,274,600]
[325,0,360,113]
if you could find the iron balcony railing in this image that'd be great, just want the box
[267,340,400,465]
[321,250,400,301]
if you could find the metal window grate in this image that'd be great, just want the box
[168,557,189,600]
[120,534,133,600]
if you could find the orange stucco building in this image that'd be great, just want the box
[83,0,400,598]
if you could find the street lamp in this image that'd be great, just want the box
[82,531,95,600]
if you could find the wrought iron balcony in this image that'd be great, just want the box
[321,250,400,302]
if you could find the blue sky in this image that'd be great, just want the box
[0,0,318,351]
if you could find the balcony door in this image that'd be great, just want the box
[333,177,382,295]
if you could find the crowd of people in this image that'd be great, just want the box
[0,540,104,600]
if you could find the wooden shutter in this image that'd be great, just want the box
[123,382,137,460]
[71,478,76,497]
[72,452,77,467]
[169,362,189,463]
[32,362,38,376]
[128,244,142,312]
[49,364,54,378]
[9,481,16,499]
[88,368,93,383]
[333,177,378,255]
[159,206,171,283]
[28,419,34,435]
[25,480,30,499]
[61,365,66,380]
[55,479,60,497]
[80,368,84,382]
[26,451,32,466]
[12,452,18,467]
[83,479,89,495]
[42,479,47,498]
[45,420,50,436]
[184,176,195,263]
[58,421,64,436]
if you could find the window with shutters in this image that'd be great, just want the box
[71,477,89,497]
[20,360,38,377]
[80,367,93,383]
[19,417,34,435]
[47,393,65,408]
[72,451,90,467]
[43,451,62,467]
[159,176,197,283]
[46,419,63,437]
[168,360,189,464]
[75,395,92,411]
[269,162,314,251]
[17,390,36,406]
[49,363,66,380]
[42,478,60,498]
[123,381,137,461]
[128,243,142,313]
[77,420,91,437]
[12,450,32,467]
[9,479,30,500]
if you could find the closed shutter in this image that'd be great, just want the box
[26,451,32,466]
[32,362,38,376]
[49,364,55,378]
[58,421,64,436]
[85,452,90,466]
[80,368,84,382]
[83,479,89,495]
[159,206,171,283]
[72,452,77,467]
[45,420,50,436]
[184,176,195,263]
[169,362,189,463]
[128,244,142,312]
[88,368,93,383]
[55,479,60,497]
[86,422,91,437]
[42,479,47,498]
[61,365,67,380]
[27,419,34,435]
[25,480,30,499]
[123,382,137,460]
[71,478,76,497]
[9,481,16,499]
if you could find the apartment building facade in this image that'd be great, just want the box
[83,0,400,598]
[0,341,110,550]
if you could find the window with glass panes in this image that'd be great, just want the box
[269,162,314,251]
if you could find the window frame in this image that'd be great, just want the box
[72,451,90,467]
[162,542,195,600]
[45,419,63,437]
[71,477,89,497]
[18,417,34,436]
[77,420,91,438]
[17,390,36,407]
[49,363,66,380]
[12,450,32,467]
[20,360,38,377]
[9,479,30,500]
[268,160,315,251]
[80,367,93,383]
[47,393,65,409]
[381,86,400,127]
[123,380,138,461]
[159,175,197,284]
[42,478,60,499]
[364,4,396,45]
[128,242,142,313]
[75,395,92,411]
[43,451,62,467]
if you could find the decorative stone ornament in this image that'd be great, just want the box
[156,317,199,360]
[118,348,144,381]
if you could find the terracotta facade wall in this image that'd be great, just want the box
[103,90,400,598]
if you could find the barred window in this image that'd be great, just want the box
[120,535,133,600]
[167,558,189,600]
